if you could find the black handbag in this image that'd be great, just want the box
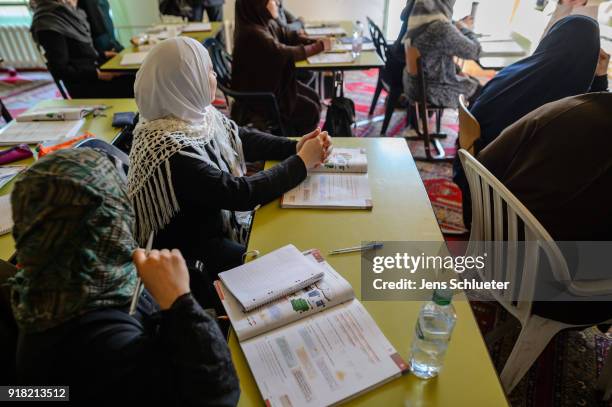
[322,76,355,137]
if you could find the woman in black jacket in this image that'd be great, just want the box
[30,0,133,98]
[128,37,332,277]
[9,148,239,406]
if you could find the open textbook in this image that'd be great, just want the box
[311,148,367,173]
[282,148,372,209]
[0,119,84,145]
[215,250,408,406]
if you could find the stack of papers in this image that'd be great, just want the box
[305,27,347,36]
[329,42,375,53]
[0,119,84,145]
[120,52,149,66]
[181,22,212,32]
[307,53,355,65]
[16,107,93,122]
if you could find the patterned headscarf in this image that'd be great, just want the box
[9,148,138,333]
[404,0,456,42]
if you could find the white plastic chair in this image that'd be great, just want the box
[459,149,612,393]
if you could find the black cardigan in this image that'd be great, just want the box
[16,292,240,406]
[37,29,134,98]
[153,127,306,272]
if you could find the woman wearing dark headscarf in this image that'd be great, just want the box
[30,0,133,98]
[232,0,330,135]
[77,0,124,56]
[403,0,481,108]
[455,15,609,227]
[9,148,239,405]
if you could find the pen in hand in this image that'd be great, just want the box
[129,231,154,315]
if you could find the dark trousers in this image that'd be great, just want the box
[290,81,322,135]
[190,4,225,45]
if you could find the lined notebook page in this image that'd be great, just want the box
[0,194,13,235]
[219,244,325,312]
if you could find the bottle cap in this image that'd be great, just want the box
[432,289,453,306]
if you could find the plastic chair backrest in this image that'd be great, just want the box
[75,138,130,178]
[203,38,232,89]
[458,94,480,155]
[459,149,572,323]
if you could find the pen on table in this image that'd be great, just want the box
[329,242,384,255]
[129,231,154,315]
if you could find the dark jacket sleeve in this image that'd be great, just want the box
[64,294,239,406]
[267,25,323,61]
[170,147,307,211]
[590,75,609,92]
[37,30,99,82]
[157,294,239,406]
[238,126,298,162]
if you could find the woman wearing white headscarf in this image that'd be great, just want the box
[128,37,331,277]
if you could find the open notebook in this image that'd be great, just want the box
[0,119,84,145]
[281,148,372,209]
[215,249,408,406]
[218,244,324,312]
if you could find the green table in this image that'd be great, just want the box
[0,99,137,261]
[100,22,223,72]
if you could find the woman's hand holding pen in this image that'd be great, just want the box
[133,248,190,310]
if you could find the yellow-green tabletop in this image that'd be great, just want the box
[100,22,224,72]
[0,98,137,261]
[296,21,384,71]
[232,137,508,406]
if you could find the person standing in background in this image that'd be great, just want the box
[78,0,124,57]
[189,0,225,44]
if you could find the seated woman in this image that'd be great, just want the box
[128,37,331,278]
[9,148,239,405]
[477,92,612,324]
[403,0,482,109]
[78,0,124,56]
[455,15,609,226]
[30,0,133,98]
[232,0,331,135]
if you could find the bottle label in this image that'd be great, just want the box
[415,320,424,340]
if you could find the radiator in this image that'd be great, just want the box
[0,25,46,69]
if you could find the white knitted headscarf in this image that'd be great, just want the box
[128,37,248,245]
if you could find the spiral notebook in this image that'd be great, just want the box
[218,244,324,312]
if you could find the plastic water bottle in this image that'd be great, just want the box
[409,289,457,379]
[352,20,364,58]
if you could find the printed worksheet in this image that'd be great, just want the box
[282,173,373,209]
[0,119,84,145]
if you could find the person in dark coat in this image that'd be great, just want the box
[30,0,133,98]
[232,0,331,135]
[9,148,240,406]
[384,0,415,90]
[128,37,332,277]
[77,0,124,56]
[477,92,612,324]
[455,15,609,227]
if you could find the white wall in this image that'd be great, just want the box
[223,0,387,33]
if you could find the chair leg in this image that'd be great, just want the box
[369,77,384,116]
[500,315,567,393]
[381,87,401,136]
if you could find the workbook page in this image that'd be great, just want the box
[217,250,355,341]
[282,173,373,209]
[241,299,407,407]
[310,148,368,174]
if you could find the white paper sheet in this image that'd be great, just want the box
[307,53,355,65]
[120,52,149,66]
[282,173,373,209]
